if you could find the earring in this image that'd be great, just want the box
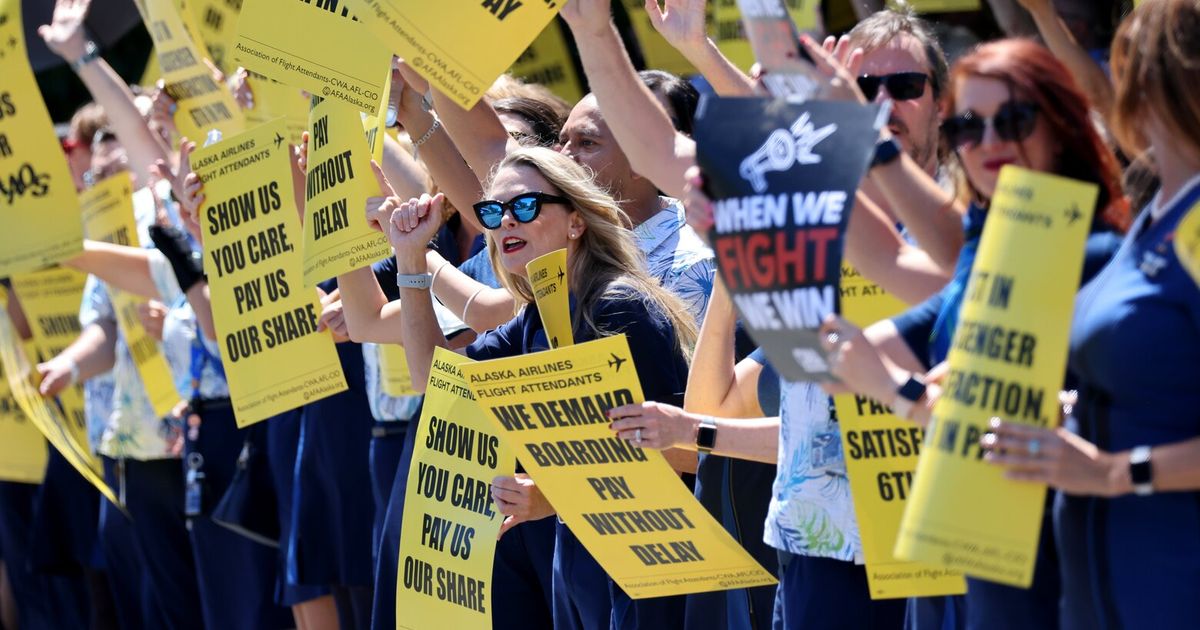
[569,232,577,239]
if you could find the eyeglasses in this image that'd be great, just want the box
[942,101,1039,149]
[856,72,930,101]
[472,192,571,230]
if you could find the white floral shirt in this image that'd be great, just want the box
[633,199,716,322]
[765,380,861,562]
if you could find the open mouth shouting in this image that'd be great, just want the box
[502,236,528,254]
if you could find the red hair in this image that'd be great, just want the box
[947,39,1129,232]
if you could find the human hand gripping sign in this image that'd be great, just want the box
[490,473,555,539]
[559,0,616,38]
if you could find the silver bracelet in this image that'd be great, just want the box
[462,287,484,323]
[412,116,441,148]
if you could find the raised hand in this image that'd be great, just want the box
[800,34,867,103]
[387,193,446,268]
[645,0,708,53]
[230,67,255,111]
[560,0,614,37]
[37,0,91,62]
[366,159,400,233]
[152,138,204,242]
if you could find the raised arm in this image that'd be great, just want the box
[561,0,696,198]
[864,155,965,272]
[392,64,489,233]
[844,190,951,305]
[65,241,160,299]
[392,195,457,391]
[1017,0,1114,120]
[645,0,756,97]
[40,0,168,188]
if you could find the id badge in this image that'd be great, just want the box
[184,452,205,517]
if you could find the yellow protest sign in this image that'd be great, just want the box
[904,0,981,12]
[0,0,84,277]
[834,265,965,599]
[713,0,821,72]
[0,366,47,484]
[10,267,92,452]
[233,0,390,115]
[186,0,242,73]
[142,0,244,143]
[0,287,118,504]
[363,66,391,164]
[140,49,163,87]
[79,174,183,418]
[620,0,696,77]
[1174,200,1200,287]
[191,118,347,426]
[396,348,515,629]
[526,249,572,349]
[243,73,310,146]
[379,344,419,398]
[302,96,392,285]
[344,0,563,109]
[895,167,1097,587]
[462,335,776,598]
[509,19,584,104]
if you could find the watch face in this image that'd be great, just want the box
[697,424,718,451]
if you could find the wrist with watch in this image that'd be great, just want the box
[695,416,717,454]
[70,40,100,73]
[891,375,928,420]
[1129,445,1154,496]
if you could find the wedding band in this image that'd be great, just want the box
[825,332,840,347]
[1028,439,1041,457]
[634,428,643,445]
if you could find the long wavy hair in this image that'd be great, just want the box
[947,39,1130,232]
[484,147,698,354]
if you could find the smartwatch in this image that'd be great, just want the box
[891,376,927,420]
[1129,445,1154,496]
[396,272,432,290]
[870,137,903,169]
[695,417,717,454]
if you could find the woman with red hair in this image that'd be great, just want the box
[983,1,1200,626]
[820,38,1129,629]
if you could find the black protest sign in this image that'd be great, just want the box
[693,98,880,382]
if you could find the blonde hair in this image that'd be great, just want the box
[484,147,698,355]
[1110,0,1200,163]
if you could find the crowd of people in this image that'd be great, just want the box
[1,0,1198,628]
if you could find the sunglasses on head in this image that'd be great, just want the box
[472,192,571,230]
[856,72,930,101]
[942,101,1039,149]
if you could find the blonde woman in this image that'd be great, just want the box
[384,147,696,629]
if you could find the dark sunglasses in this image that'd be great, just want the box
[472,192,571,230]
[942,101,1039,149]
[856,72,930,101]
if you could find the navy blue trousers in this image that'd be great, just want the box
[773,552,905,630]
[553,522,686,630]
[0,480,89,629]
[186,401,292,630]
[266,408,330,607]
[104,455,206,630]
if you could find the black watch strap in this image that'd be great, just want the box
[696,417,717,454]
[870,137,903,169]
